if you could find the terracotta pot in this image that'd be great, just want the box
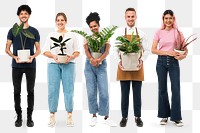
[120,51,140,71]
[17,49,30,62]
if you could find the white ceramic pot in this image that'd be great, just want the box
[57,55,68,63]
[174,49,185,55]
[120,51,140,71]
[91,52,102,64]
[17,49,30,62]
[91,52,102,59]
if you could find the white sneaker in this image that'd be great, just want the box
[89,117,97,127]
[67,113,74,127]
[173,120,184,127]
[48,113,56,127]
[160,118,168,125]
[104,118,117,127]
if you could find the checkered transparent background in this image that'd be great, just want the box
[0,0,200,133]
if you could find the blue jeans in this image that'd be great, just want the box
[84,59,109,116]
[48,63,75,113]
[156,55,182,121]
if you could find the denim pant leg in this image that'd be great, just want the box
[97,61,109,116]
[120,81,131,118]
[84,60,98,114]
[61,63,75,112]
[12,68,23,114]
[168,59,182,121]
[48,63,61,113]
[132,81,142,117]
[24,68,36,114]
[156,57,171,118]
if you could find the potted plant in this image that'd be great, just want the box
[115,32,142,71]
[50,35,71,63]
[71,26,117,59]
[174,33,197,55]
[12,23,35,62]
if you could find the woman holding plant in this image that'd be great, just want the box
[43,12,80,127]
[151,10,189,127]
[83,12,117,127]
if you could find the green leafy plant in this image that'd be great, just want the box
[115,32,142,55]
[50,36,71,55]
[12,23,35,49]
[71,25,117,52]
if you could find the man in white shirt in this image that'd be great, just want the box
[112,8,149,127]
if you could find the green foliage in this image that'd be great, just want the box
[115,32,141,54]
[12,23,35,49]
[50,36,71,55]
[71,25,117,52]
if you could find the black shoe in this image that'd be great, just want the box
[27,115,34,127]
[15,115,22,127]
[120,118,128,127]
[135,117,143,127]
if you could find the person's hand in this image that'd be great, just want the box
[118,60,123,70]
[52,55,60,64]
[65,55,74,64]
[13,56,21,63]
[90,58,99,67]
[167,51,179,57]
[26,56,34,63]
[137,59,143,70]
[174,54,186,60]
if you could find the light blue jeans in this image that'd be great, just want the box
[48,63,75,113]
[84,59,109,116]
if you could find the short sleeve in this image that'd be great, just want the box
[153,30,160,41]
[7,28,13,41]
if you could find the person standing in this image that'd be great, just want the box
[151,9,187,127]
[43,12,80,127]
[84,12,117,127]
[5,5,41,127]
[113,8,149,127]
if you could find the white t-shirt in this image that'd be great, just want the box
[43,31,80,63]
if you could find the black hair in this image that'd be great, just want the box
[17,5,32,15]
[163,10,174,17]
[86,12,100,26]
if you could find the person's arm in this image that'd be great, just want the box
[84,42,98,66]
[27,42,41,63]
[151,40,178,56]
[43,51,59,63]
[5,39,20,63]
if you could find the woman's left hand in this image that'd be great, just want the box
[65,55,75,64]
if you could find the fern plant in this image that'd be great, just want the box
[115,32,141,55]
[71,25,117,52]
[12,23,35,50]
[50,36,71,55]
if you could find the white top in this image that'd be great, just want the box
[111,26,150,62]
[43,31,80,63]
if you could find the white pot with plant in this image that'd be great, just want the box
[50,35,71,63]
[174,33,197,55]
[71,26,117,61]
[12,23,35,62]
[115,34,142,71]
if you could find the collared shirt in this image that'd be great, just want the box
[43,31,80,63]
[111,26,150,62]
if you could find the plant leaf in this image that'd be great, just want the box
[12,23,24,37]
[50,37,60,43]
[63,38,71,43]
[22,30,35,39]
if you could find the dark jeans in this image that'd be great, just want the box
[156,55,182,121]
[12,68,36,115]
[120,80,142,118]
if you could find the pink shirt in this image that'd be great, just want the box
[154,28,177,51]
